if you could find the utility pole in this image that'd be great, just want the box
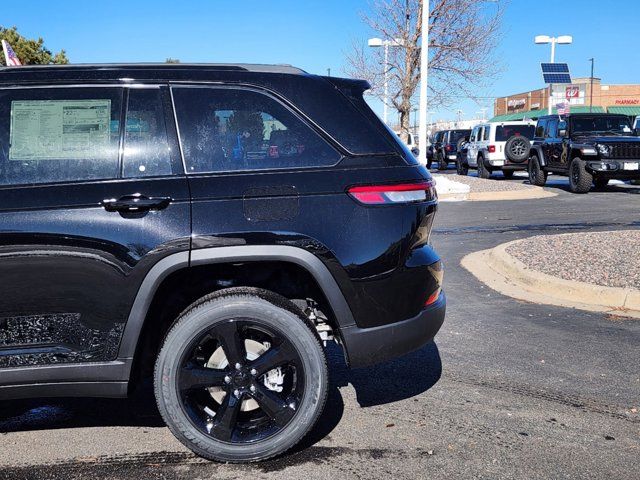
[589,58,594,112]
[418,0,429,165]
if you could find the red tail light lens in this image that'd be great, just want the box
[348,181,436,205]
[488,145,496,153]
[445,144,452,152]
[425,261,444,306]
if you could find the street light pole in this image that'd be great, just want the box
[535,35,573,115]
[418,0,429,165]
[368,37,403,126]
[589,58,594,113]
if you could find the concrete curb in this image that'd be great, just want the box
[461,239,640,319]
[440,187,557,202]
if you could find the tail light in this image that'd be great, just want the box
[445,144,452,152]
[425,261,444,306]
[488,145,496,153]
[348,181,436,205]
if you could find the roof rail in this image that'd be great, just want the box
[0,63,308,75]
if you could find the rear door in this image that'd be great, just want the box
[0,85,190,369]
[468,127,479,165]
[544,117,562,168]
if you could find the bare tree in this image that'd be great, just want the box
[346,0,505,140]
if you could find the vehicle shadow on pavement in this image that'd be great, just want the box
[0,341,441,449]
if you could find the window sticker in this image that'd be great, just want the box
[9,99,112,160]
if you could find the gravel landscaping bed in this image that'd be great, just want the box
[507,231,640,289]
[439,173,536,193]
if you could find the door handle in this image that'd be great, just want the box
[101,194,172,213]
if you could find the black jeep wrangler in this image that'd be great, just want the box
[434,129,471,170]
[0,64,445,462]
[528,113,640,193]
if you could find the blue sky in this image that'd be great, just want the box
[6,0,640,122]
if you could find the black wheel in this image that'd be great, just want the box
[528,155,547,186]
[504,135,530,163]
[477,155,491,179]
[456,157,469,176]
[502,170,514,179]
[569,157,592,193]
[154,288,328,462]
[593,176,609,190]
[437,152,448,170]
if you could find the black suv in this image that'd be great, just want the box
[434,129,471,170]
[0,64,445,462]
[528,113,640,193]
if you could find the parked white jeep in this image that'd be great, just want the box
[459,120,535,179]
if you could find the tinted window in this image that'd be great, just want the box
[0,87,122,186]
[546,118,558,138]
[571,116,632,134]
[450,130,469,143]
[482,126,490,141]
[535,119,547,138]
[123,88,174,178]
[495,125,535,142]
[173,87,340,173]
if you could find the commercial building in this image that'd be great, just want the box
[492,77,640,121]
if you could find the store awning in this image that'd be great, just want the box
[606,106,640,116]
[489,106,605,123]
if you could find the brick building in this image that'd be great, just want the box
[492,77,640,121]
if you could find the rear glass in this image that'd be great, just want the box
[495,125,535,142]
[449,130,470,143]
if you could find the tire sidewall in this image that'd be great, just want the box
[569,157,592,193]
[155,293,327,462]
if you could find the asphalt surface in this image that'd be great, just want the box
[1,170,639,480]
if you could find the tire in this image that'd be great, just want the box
[593,176,609,190]
[527,155,547,186]
[154,288,328,463]
[437,152,448,170]
[569,157,592,193]
[502,170,514,179]
[477,155,491,179]
[504,135,530,163]
[456,157,469,176]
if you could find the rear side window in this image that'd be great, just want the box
[123,88,175,178]
[535,119,547,138]
[0,87,122,186]
[495,125,535,141]
[482,127,490,141]
[546,118,559,138]
[172,87,340,173]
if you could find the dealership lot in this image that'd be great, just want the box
[1,177,638,480]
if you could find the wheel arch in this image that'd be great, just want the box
[530,145,546,166]
[118,246,356,378]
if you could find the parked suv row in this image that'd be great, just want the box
[0,63,445,462]
[428,129,470,170]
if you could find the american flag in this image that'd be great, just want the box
[557,102,569,115]
[2,40,22,67]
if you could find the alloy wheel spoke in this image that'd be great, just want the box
[210,391,242,441]
[249,342,298,376]
[251,384,296,427]
[179,362,227,391]
[217,321,247,366]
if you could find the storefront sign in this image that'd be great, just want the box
[614,99,640,105]
[507,98,526,110]
[566,86,579,99]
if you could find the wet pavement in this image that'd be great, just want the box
[1,170,639,479]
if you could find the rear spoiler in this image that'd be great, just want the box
[322,76,371,98]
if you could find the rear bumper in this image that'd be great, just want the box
[340,292,446,368]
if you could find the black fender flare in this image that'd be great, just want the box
[529,145,547,167]
[117,246,356,361]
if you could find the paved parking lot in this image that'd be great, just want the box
[1,174,639,480]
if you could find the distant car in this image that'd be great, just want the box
[434,129,471,170]
[528,113,640,193]
[394,130,419,157]
[461,121,535,178]
[427,130,445,168]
